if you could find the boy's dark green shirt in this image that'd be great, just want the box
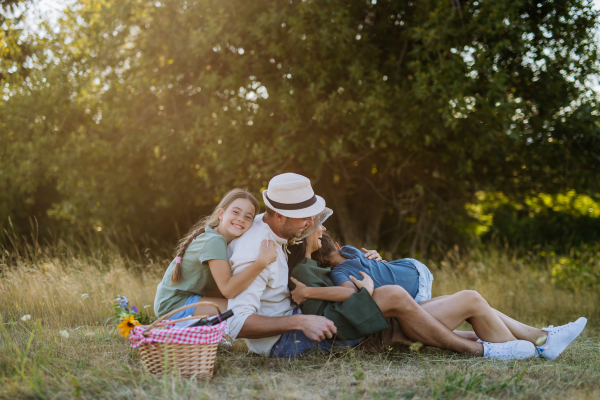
[289,257,389,340]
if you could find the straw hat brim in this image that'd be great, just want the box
[298,207,333,240]
[262,191,326,219]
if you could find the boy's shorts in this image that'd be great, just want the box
[408,259,434,303]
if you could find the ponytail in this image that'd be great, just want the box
[170,257,183,285]
[287,240,308,274]
[169,188,259,285]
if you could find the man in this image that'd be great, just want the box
[227,173,339,355]
[226,173,537,359]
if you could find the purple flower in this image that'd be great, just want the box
[116,295,129,310]
[131,306,138,313]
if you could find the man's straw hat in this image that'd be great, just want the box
[262,173,326,218]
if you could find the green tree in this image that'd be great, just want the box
[1,0,35,82]
[2,0,599,255]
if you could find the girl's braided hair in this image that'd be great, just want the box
[170,188,259,285]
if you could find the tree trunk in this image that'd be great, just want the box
[324,184,362,246]
[364,195,385,248]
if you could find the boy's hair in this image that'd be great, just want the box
[312,232,339,268]
[171,188,259,285]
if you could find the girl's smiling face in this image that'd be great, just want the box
[217,198,256,242]
[305,224,326,255]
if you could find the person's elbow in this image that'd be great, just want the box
[339,281,359,292]
[220,288,238,299]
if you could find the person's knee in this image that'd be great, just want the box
[373,285,416,315]
[458,290,489,310]
[375,285,412,301]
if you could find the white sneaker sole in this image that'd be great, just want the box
[540,317,587,360]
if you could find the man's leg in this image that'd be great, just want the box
[419,291,518,343]
[270,329,360,358]
[371,286,484,356]
[419,296,479,340]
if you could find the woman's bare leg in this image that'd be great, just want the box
[494,309,547,345]
[417,295,449,305]
[422,294,547,344]
[420,291,517,343]
[192,297,229,317]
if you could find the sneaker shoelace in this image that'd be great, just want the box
[543,322,573,334]
[538,321,579,355]
[539,322,574,351]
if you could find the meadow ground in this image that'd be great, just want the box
[1,239,599,399]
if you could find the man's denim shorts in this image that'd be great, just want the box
[269,308,361,358]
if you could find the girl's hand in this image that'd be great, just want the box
[258,240,278,266]
[290,277,309,305]
[361,247,385,262]
[349,272,374,296]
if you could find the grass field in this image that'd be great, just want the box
[1,239,599,399]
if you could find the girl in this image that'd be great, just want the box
[154,188,278,319]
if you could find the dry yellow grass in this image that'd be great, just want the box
[1,240,598,399]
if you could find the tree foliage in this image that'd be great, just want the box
[2,0,600,255]
[1,0,36,82]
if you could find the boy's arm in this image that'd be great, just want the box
[290,277,356,304]
[340,281,359,290]
[291,273,374,304]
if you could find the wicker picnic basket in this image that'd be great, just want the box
[129,301,226,380]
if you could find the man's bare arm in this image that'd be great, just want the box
[237,314,337,342]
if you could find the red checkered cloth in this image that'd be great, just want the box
[128,320,227,348]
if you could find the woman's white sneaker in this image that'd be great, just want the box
[482,340,536,360]
[537,317,587,360]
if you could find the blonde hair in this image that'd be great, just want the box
[170,188,259,285]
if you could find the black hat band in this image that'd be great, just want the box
[265,193,317,210]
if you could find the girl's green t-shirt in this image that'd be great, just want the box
[154,227,228,317]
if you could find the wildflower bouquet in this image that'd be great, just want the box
[113,295,155,337]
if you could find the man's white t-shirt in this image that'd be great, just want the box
[226,213,295,355]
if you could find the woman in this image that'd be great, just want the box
[287,209,587,360]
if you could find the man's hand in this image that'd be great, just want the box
[290,277,309,304]
[349,271,374,296]
[299,315,337,342]
[361,247,386,262]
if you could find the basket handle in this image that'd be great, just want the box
[144,301,222,335]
